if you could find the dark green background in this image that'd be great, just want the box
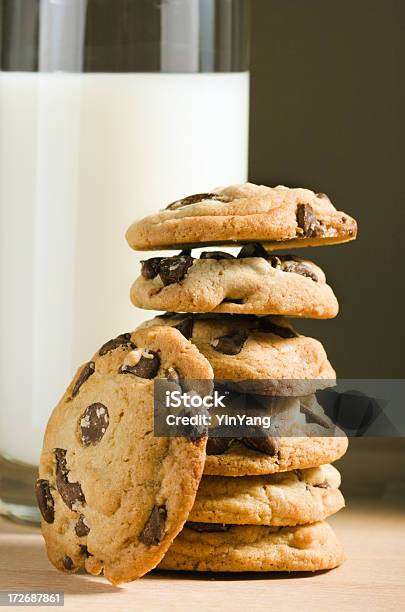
[248,0,404,378]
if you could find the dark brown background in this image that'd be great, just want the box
[248,0,405,497]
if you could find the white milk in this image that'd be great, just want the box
[0,71,249,466]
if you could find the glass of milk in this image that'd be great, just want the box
[0,0,249,523]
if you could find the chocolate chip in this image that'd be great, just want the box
[55,448,85,509]
[179,249,192,256]
[158,256,194,286]
[211,329,249,355]
[220,298,245,305]
[206,437,234,455]
[174,316,194,340]
[269,255,282,268]
[243,436,279,456]
[63,555,74,570]
[80,545,91,557]
[79,403,109,446]
[237,243,269,259]
[72,362,95,398]
[141,257,163,280]
[119,350,160,379]
[257,318,298,339]
[187,522,231,533]
[181,401,209,441]
[296,203,322,237]
[139,505,167,546]
[166,192,227,210]
[75,514,90,537]
[300,404,331,429]
[99,333,133,356]
[35,479,55,523]
[280,260,318,282]
[200,251,235,260]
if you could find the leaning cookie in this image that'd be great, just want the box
[131,245,338,318]
[140,312,335,395]
[204,435,348,477]
[126,182,357,251]
[158,521,345,572]
[189,464,344,526]
[36,327,213,585]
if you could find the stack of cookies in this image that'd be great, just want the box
[36,183,357,583]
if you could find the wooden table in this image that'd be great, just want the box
[1,499,404,612]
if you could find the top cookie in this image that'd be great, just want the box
[36,326,213,585]
[126,183,357,251]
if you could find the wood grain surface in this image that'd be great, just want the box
[0,500,404,612]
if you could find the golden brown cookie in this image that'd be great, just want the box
[36,327,213,585]
[126,183,357,251]
[203,436,348,477]
[140,313,335,395]
[189,464,344,526]
[131,247,338,318]
[159,521,346,572]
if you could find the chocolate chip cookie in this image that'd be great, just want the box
[36,326,213,585]
[126,183,357,251]
[189,464,344,526]
[203,435,348,477]
[140,313,335,395]
[131,247,338,318]
[158,521,345,572]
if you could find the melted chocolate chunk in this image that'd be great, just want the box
[139,505,167,546]
[211,329,249,355]
[237,243,269,259]
[63,555,74,570]
[75,514,90,537]
[206,437,234,455]
[55,448,85,509]
[99,333,133,356]
[179,249,192,256]
[269,255,282,268]
[187,522,231,533]
[80,545,91,557]
[79,403,109,446]
[35,479,55,523]
[72,362,95,398]
[296,203,322,237]
[200,251,235,260]
[280,260,318,282]
[243,436,279,456]
[141,257,163,280]
[174,316,194,340]
[166,192,228,210]
[257,318,298,339]
[120,350,160,379]
[158,256,194,286]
